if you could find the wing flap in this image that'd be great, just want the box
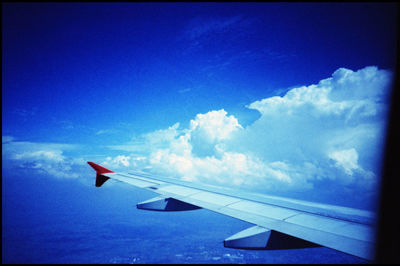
[156,184,202,197]
[189,191,241,206]
[227,200,300,220]
[285,213,374,242]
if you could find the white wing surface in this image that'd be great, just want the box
[88,162,376,260]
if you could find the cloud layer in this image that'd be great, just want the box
[3,66,392,208]
[2,137,86,179]
[103,66,392,199]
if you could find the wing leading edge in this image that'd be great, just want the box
[88,162,376,260]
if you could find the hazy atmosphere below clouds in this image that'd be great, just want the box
[2,2,398,263]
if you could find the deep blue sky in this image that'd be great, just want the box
[3,3,397,144]
[2,2,398,263]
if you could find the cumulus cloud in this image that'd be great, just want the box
[248,66,390,120]
[101,155,148,169]
[189,110,242,157]
[328,148,359,176]
[3,66,391,208]
[106,66,391,198]
[226,66,390,191]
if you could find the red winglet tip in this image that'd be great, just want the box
[87,161,114,174]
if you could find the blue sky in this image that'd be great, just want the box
[2,3,398,263]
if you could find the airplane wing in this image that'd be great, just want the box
[88,161,376,261]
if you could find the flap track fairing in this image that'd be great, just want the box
[137,196,201,211]
[224,226,320,250]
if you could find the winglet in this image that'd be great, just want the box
[88,161,114,174]
[87,162,114,187]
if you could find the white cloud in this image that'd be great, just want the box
[148,148,295,189]
[100,153,149,172]
[2,137,84,179]
[3,66,391,206]
[102,155,131,168]
[235,67,391,168]
[13,150,65,163]
[248,66,391,121]
[328,148,359,176]
[189,110,242,157]
[190,110,242,142]
[106,66,391,197]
